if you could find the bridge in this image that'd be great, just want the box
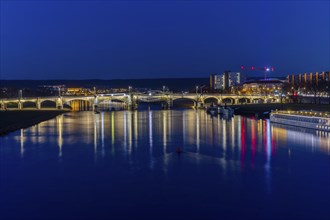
[0,93,281,110]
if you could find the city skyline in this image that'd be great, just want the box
[0,1,329,80]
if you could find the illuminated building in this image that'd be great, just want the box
[241,79,283,95]
[66,87,91,95]
[287,71,330,86]
[210,71,246,91]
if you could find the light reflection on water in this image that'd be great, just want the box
[1,110,330,219]
[10,110,330,159]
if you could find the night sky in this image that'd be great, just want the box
[0,0,329,80]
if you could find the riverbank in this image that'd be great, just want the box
[233,103,330,116]
[0,110,69,136]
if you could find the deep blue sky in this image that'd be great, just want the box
[0,0,329,79]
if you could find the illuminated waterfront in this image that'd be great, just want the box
[0,110,329,219]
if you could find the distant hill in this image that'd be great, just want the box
[0,78,210,92]
[1,76,287,92]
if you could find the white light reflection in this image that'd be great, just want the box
[217,116,221,147]
[221,118,227,173]
[163,111,167,154]
[134,111,138,148]
[148,110,155,169]
[111,112,115,154]
[162,111,169,169]
[196,111,200,153]
[222,119,227,155]
[271,124,330,155]
[264,119,272,194]
[182,111,186,144]
[57,115,63,158]
[168,110,172,143]
[237,116,241,150]
[94,114,98,159]
[149,110,153,150]
[20,129,24,158]
[231,119,235,150]
[127,112,132,154]
[124,111,127,152]
[327,135,330,155]
[101,112,105,157]
[266,120,272,162]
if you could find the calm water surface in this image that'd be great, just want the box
[0,110,329,220]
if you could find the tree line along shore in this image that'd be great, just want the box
[0,103,329,136]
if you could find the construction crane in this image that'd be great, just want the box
[240,65,274,79]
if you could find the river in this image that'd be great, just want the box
[0,110,329,220]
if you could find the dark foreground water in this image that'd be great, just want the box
[0,110,329,220]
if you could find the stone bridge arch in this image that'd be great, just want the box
[40,100,57,108]
[221,97,236,105]
[265,97,277,103]
[137,97,165,103]
[251,98,265,103]
[22,101,37,109]
[172,97,197,108]
[203,96,220,106]
[4,101,19,109]
[64,99,91,111]
[237,97,251,104]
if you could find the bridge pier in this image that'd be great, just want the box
[1,101,5,110]
[162,98,172,110]
[128,103,138,110]
[196,101,204,109]
[36,99,41,109]
[93,97,98,111]
[18,102,22,110]
[56,98,63,110]
[167,99,173,109]
[126,94,138,110]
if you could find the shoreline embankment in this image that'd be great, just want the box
[0,110,69,136]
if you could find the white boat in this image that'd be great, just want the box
[270,110,330,131]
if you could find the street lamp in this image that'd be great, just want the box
[163,85,166,94]
[18,90,22,100]
[196,86,199,96]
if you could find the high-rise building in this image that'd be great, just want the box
[210,71,246,91]
[228,71,246,86]
[210,74,215,91]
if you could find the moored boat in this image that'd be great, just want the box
[270,110,330,131]
[206,105,234,117]
[220,107,234,116]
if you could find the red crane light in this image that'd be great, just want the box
[239,65,275,79]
